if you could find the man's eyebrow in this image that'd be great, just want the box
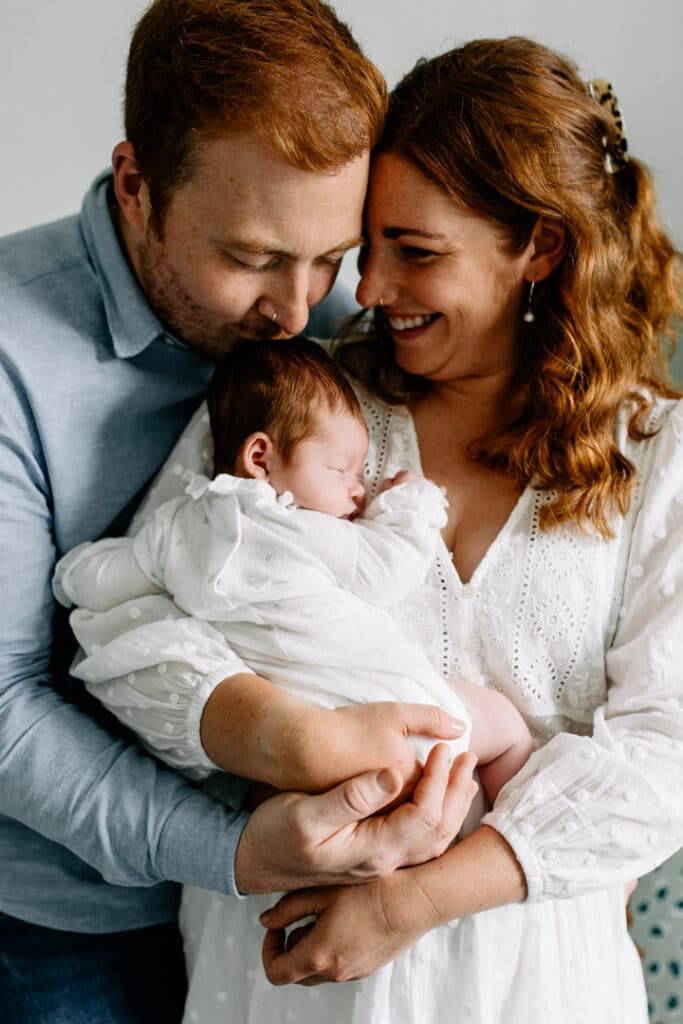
[383,227,447,241]
[217,236,364,256]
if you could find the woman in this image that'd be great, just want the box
[255,36,683,1022]
[57,36,681,1024]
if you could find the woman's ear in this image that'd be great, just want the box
[525,216,566,283]
[238,432,275,480]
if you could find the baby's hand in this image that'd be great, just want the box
[380,470,422,492]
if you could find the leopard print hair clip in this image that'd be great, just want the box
[587,78,629,174]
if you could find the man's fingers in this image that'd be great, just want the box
[442,751,479,825]
[308,766,403,832]
[408,741,451,827]
[373,746,478,867]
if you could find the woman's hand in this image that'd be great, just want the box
[201,673,465,793]
[303,702,464,794]
[261,868,436,985]
[259,822,527,984]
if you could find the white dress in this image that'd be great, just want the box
[54,472,471,767]
[59,387,683,1024]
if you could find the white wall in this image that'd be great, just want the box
[2,0,681,358]
[1,0,680,245]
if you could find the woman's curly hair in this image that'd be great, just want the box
[338,37,682,536]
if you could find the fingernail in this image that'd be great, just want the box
[376,768,396,793]
[450,719,464,734]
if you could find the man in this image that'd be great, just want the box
[0,2,473,1020]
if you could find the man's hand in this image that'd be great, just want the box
[235,744,477,894]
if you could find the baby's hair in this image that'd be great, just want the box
[208,337,365,475]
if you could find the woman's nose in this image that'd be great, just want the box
[355,253,397,311]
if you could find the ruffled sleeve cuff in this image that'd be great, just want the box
[364,478,448,529]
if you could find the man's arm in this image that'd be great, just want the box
[0,367,248,894]
[0,376,476,898]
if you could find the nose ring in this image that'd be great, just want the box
[378,297,384,308]
[272,310,278,323]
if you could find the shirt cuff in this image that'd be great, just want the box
[156,789,250,897]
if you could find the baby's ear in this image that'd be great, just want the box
[239,432,274,479]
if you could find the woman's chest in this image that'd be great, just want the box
[363,398,629,728]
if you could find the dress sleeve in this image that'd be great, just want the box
[62,491,255,779]
[341,478,448,606]
[0,357,247,897]
[484,402,683,901]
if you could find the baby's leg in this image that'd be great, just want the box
[450,679,534,804]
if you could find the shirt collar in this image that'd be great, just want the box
[79,169,169,359]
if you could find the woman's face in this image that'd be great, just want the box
[356,153,534,386]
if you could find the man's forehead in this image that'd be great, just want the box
[174,133,369,256]
[186,132,369,204]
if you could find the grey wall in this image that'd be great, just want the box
[2,0,681,376]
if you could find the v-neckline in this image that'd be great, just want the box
[398,402,531,589]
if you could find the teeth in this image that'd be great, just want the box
[387,313,435,331]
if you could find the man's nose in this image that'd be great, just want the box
[273,269,311,336]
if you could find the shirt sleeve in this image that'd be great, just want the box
[340,478,448,606]
[0,365,248,896]
[483,401,683,901]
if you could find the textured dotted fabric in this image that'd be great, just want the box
[630,849,683,1022]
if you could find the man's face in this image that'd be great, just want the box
[125,134,369,359]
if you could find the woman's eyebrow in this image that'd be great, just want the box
[383,227,446,241]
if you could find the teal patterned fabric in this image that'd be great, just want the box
[627,340,682,1022]
[629,849,683,1022]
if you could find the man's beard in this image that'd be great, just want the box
[135,233,281,360]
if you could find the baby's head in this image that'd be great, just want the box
[207,338,368,518]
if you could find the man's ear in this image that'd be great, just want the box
[239,432,275,480]
[525,216,566,283]
[111,141,151,234]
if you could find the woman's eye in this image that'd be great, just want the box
[401,245,437,261]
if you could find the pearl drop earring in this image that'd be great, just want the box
[523,281,536,324]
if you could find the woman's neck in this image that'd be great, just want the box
[411,370,521,444]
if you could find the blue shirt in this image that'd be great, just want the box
[0,170,356,932]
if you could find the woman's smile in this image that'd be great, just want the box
[385,311,442,338]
